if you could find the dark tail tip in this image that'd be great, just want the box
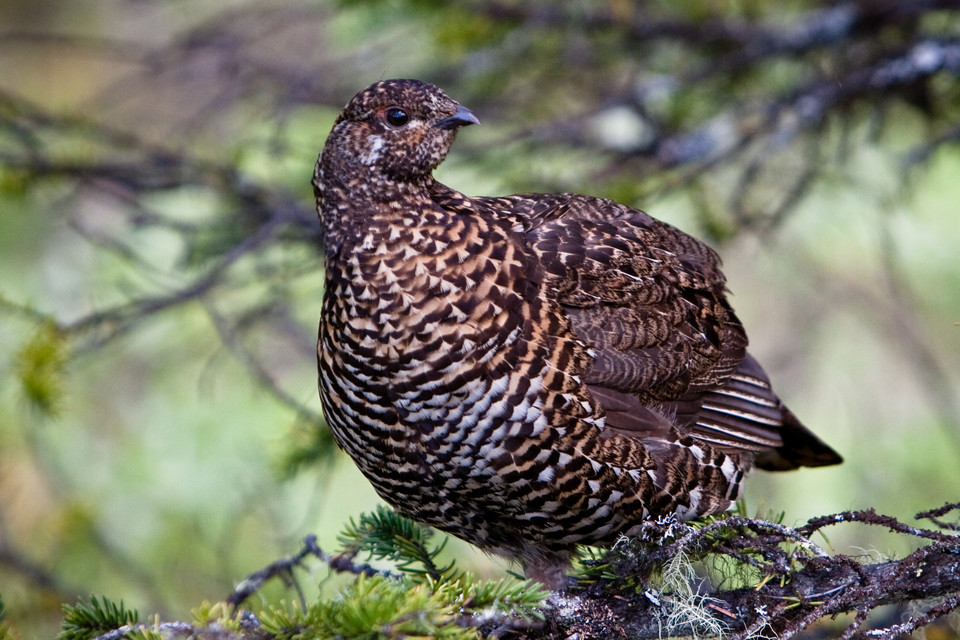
[755,406,843,471]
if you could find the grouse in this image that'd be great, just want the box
[313,79,841,589]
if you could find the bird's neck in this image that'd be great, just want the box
[323,193,469,291]
[316,163,439,257]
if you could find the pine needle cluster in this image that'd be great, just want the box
[259,574,476,640]
[14,321,69,418]
[338,505,456,581]
[59,596,139,640]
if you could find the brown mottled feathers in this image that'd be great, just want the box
[313,79,841,589]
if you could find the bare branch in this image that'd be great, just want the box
[226,534,394,611]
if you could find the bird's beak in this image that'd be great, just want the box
[437,105,481,130]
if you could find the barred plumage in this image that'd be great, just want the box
[313,79,841,589]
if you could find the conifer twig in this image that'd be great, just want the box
[226,534,394,610]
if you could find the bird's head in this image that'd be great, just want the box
[317,79,479,195]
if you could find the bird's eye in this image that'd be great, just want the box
[385,107,409,127]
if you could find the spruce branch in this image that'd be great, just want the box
[338,505,456,582]
[226,509,549,639]
[58,597,138,640]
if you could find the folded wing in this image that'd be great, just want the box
[510,193,840,470]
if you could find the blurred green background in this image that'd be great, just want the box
[2,1,959,637]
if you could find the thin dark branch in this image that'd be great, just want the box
[204,304,323,422]
[0,539,78,598]
[862,592,960,639]
[917,502,960,532]
[226,534,394,611]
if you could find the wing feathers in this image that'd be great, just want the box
[427,184,841,469]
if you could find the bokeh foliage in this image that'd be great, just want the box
[1,0,959,637]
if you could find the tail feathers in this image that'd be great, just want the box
[687,353,842,471]
[589,351,843,471]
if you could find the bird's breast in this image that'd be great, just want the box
[325,217,529,360]
[318,218,544,460]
